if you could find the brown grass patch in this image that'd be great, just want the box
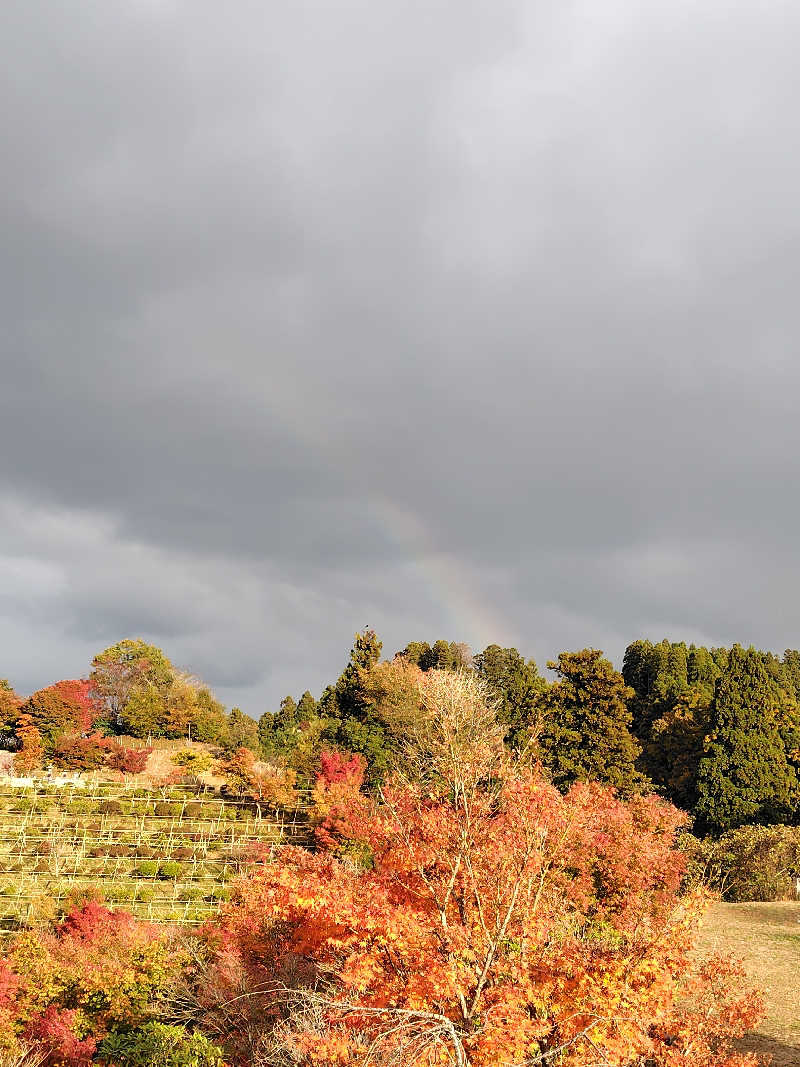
[695,901,800,1066]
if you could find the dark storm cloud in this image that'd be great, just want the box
[2,0,800,709]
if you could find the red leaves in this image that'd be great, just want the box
[106,743,150,775]
[50,679,101,733]
[57,900,136,942]
[212,767,763,1066]
[27,1007,97,1067]
[24,679,103,739]
[317,749,367,789]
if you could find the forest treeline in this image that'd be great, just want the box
[258,632,800,836]
[2,632,799,834]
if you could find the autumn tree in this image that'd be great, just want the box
[20,679,100,750]
[90,639,173,734]
[215,746,296,804]
[216,746,258,795]
[539,649,645,792]
[171,748,213,778]
[106,744,151,776]
[0,901,188,1064]
[359,657,425,736]
[201,670,762,1067]
[189,685,229,743]
[12,714,44,774]
[90,640,229,743]
[52,733,112,770]
[0,679,21,736]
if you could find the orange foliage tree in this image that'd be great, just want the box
[0,679,22,733]
[12,714,44,775]
[20,679,102,750]
[201,671,763,1067]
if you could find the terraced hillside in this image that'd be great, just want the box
[0,784,310,929]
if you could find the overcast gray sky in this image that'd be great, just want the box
[2,0,799,713]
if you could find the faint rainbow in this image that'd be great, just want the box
[368,494,518,651]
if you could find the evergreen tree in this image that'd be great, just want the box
[329,630,394,779]
[781,649,800,700]
[258,695,297,758]
[334,629,382,719]
[226,707,259,752]
[695,645,797,833]
[473,644,545,748]
[401,642,434,670]
[399,639,469,672]
[623,639,690,741]
[296,691,317,721]
[644,688,710,812]
[540,649,644,793]
[687,645,720,701]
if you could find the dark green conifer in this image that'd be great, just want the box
[540,649,645,793]
[473,644,545,748]
[695,645,797,833]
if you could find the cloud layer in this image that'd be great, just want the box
[2,1,800,711]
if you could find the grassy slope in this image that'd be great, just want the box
[695,901,800,1066]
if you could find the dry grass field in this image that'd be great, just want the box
[695,901,800,1066]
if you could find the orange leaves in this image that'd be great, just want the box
[211,762,764,1066]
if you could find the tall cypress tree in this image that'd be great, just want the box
[540,649,645,793]
[331,630,392,779]
[695,645,795,833]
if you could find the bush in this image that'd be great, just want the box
[98,800,123,815]
[52,733,111,770]
[137,861,159,879]
[157,861,182,880]
[97,1022,225,1066]
[171,750,213,776]
[683,824,800,901]
[107,745,151,775]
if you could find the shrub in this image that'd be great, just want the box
[107,745,151,775]
[157,862,182,880]
[98,800,123,815]
[137,861,159,879]
[171,750,213,776]
[96,1021,223,1067]
[52,733,111,770]
[253,763,297,806]
[684,824,800,901]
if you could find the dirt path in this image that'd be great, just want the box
[694,901,800,1066]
